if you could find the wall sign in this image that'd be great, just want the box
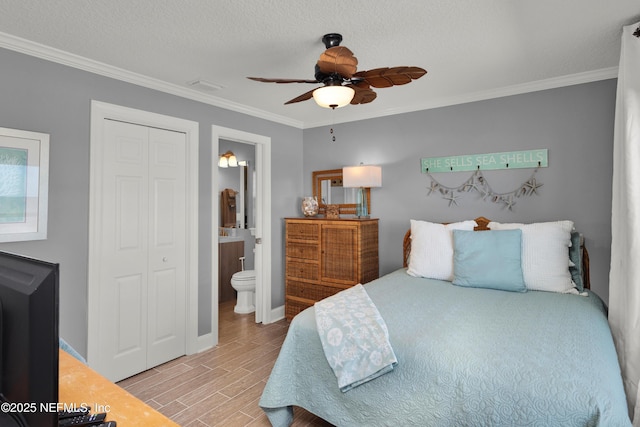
[421,149,548,173]
[421,149,547,211]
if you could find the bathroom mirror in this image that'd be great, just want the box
[312,169,371,216]
[219,140,256,230]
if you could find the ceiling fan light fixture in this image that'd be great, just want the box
[248,34,425,108]
[313,85,355,109]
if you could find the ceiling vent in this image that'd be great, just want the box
[187,79,224,91]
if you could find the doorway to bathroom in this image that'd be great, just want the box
[211,126,271,346]
[218,140,256,311]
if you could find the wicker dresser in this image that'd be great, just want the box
[284,217,379,320]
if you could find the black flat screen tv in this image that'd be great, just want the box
[0,251,59,427]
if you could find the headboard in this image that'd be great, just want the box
[402,216,590,290]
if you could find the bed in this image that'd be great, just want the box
[259,217,630,426]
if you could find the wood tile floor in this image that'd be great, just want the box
[117,300,333,427]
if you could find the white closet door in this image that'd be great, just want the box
[146,127,186,367]
[98,119,186,381]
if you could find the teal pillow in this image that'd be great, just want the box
[569,231,584,292]
[452,229,526,292]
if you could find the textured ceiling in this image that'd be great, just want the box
[0,1,638,128]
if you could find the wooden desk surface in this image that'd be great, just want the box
[59,350,179,426]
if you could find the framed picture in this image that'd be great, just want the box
[0,127,49,242]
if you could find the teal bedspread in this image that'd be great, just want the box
[259,269,631,426]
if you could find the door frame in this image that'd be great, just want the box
[211,126,271,341]
[87,100,200,369]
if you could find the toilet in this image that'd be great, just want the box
[231,262,256,314]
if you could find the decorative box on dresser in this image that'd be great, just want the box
[284,217,379,321]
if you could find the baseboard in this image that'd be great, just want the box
[270,305,285,323]
[196,333,214,353]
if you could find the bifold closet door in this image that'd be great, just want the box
[98,119,186,381]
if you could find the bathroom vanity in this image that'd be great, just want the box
[219,237,244,303]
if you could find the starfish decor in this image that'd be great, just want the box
[425,169,542,211]
[427,180,439,195]
[443,191,460,206]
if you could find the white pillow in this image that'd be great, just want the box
[407,219,477,281]
[488,220,575,293]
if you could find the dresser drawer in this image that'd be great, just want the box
[286,241,319,260]
[285,297,312,321]
[286,280,350,301]
[286,222,320,241]
[286,260,319,281]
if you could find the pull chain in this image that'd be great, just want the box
[329,106,336,143]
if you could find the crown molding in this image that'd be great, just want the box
[303,66,619,128]
[0,31,617,130]
[0,31,304,129]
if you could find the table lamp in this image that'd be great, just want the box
[342,164,382,218]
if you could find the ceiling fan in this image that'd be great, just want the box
[248,33,427,109]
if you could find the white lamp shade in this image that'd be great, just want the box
[227,153,238,167]
[313,85,355,109]
[218,156,228,168]
[342,165,382,188]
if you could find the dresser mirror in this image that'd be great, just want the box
[312,169,371,216]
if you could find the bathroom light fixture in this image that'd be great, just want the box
[342,164,382,218]
[312,84,355,109]
[218,151,238,168]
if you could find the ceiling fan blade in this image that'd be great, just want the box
[317,46,358,79]
[284,88,317,105]
[247,77,318,84]
[348,82,377,105]
[353,66,427,88]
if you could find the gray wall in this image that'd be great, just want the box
[0,45,617,359]
[0,47,302,357]
[303,80,617,303]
